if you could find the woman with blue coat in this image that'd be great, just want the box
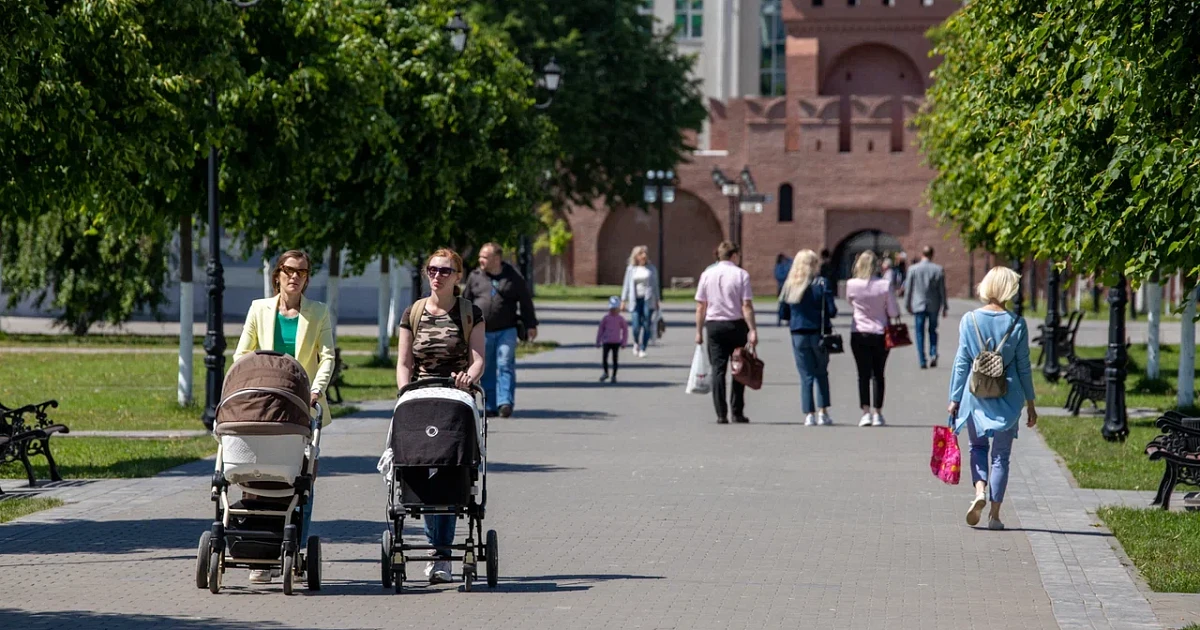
[947,266,1038,531]
[780,250,837,426]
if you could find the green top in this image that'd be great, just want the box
[274,311,299,357]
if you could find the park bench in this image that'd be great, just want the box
[0,399,69,493]
[1145,411,1200,511]
[1034,310,1083,372]
[327,348,348,405]
[1063,357,1106,416]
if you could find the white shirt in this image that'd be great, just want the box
[631,266,652,299]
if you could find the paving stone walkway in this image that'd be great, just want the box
[0,301,1192,629]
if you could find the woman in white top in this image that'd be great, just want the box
[619,245,660,357]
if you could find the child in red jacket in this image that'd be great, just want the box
[596,296,630,383]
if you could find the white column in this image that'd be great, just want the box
[327,248,340,348]
[178,282,194,406]
[263,255,272,298]
[1146,281,1162,380]
[376,257,391,360]
[1179,283,1196,408]
[1075,274,1083,312]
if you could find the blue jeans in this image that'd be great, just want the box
[630,298,653,350]
[967,420,1017,503]
[482,327,518,411]
[790,333,830,413]
[913,311,940,366]
[424,514,455,559]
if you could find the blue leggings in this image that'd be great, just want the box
[967,420,1017,503]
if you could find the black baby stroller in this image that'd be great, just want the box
[379,376,497,592]
[196,350,323,595]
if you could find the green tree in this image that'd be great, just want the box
[471,0,707,211]
[533,203,573,284]
[916,0,1200,283]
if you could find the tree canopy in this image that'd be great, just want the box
[915,0,1200,283]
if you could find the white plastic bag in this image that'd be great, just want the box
[686,344,712,394]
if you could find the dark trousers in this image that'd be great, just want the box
[850,332,889,408]
[601,343,621,376]
[705,319,749,420]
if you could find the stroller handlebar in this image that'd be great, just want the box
[398,377,483,398]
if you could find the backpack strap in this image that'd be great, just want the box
[457,297,475,343]
[408,298,428,336]
[995,312,1020,353]
[969,311,990,350]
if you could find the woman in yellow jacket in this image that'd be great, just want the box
[232,249,335,584]
[234,249,335,420]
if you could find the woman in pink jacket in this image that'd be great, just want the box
[596,296,630,383]
[845,250,900,427]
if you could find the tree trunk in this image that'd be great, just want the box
[377,255,390,361]
[262,237,272,298]
[388,256,401,334]
[327,246,341,347]
[1146,279,1162,380]
[179,216,194,406]
[1179,281,1196,409]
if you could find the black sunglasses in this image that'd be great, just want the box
[280,265,309,278]
[426,265,457,278]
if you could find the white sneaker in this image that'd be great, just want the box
[859,413,873,427]
[425,560,453,584]
[871,413,886,427]
[818,412,833,426]
[639,349,647,358]
[804,414,816,426]
[987,517,1005,531]
[966,493,986,527]
[248,569,275,584]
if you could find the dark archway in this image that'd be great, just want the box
[820,43,926,96]
[596,191,724,286]
[830,229,903,283]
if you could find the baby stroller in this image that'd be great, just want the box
[195,350,324,595]
[378,376,497,592]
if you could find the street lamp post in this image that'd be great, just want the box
[200,6,470,429]
[519,58,564,291]
[1011,259,1025,317]
[1102,275,1130,442]
[644,169,676,296]
[711,168,740,247]
[1043,264,1062,382]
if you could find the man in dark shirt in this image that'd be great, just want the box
[462,242,538,417]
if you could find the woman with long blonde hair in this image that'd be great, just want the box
[780,250,838,425]
[845,250,899,427]
[619,245,660,357]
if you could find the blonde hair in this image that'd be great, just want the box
[852,250,878,280]
[978,266,1021,304]
[779,250,820,304]
[628,245,649,266]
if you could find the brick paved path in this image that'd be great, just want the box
[0,302,1171,629]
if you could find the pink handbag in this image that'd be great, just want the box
[930,422,961,485]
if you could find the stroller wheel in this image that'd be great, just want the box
[463,567,474,592]
[306,536,321,591]
[195,531,211,589]
[207,550,222,594]
[381,530,393,588]
[282,555,295,596]
[485,530,499,588]
[393,567,405,594]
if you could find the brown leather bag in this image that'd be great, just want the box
[731,346,764,390]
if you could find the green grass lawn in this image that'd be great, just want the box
[0,331,391,353]
[0,497,64,523]
[1033,344,1199,412]
[1037,415,1164,490]
[1098,506,1200,593]
[0,436,215,480]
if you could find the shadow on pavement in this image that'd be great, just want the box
[511,408,614,420]
[1003,527,1114,538]
[520,381,675,390]
[518,361,685,371]
[0,609,347,630]
[487,461,581,474]
[315,455,383,477]
[0,518,210,556]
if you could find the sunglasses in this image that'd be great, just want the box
[280,265,310,279]
[426,265,457,278]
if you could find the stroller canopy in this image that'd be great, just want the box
[216,351,312,437]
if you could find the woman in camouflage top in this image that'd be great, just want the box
[396,248,485,584]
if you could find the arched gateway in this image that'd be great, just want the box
[596,191,723,286]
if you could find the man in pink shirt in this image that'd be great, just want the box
[694,241,759,424]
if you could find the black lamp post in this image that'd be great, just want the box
[1043,264,1062,382]
[711,167,740,247]
[200,6,470,429]
[518,57,564,291]
[644,169,677,296]
[1102,275,1130,442]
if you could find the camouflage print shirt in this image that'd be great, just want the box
[400,301,485,380]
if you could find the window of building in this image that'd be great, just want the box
[778,184,794,222]
[848,0,858,6]
[813,0,823,6]
[759,0,786,96]
[921,0,934,5]
[675,0,703,39]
